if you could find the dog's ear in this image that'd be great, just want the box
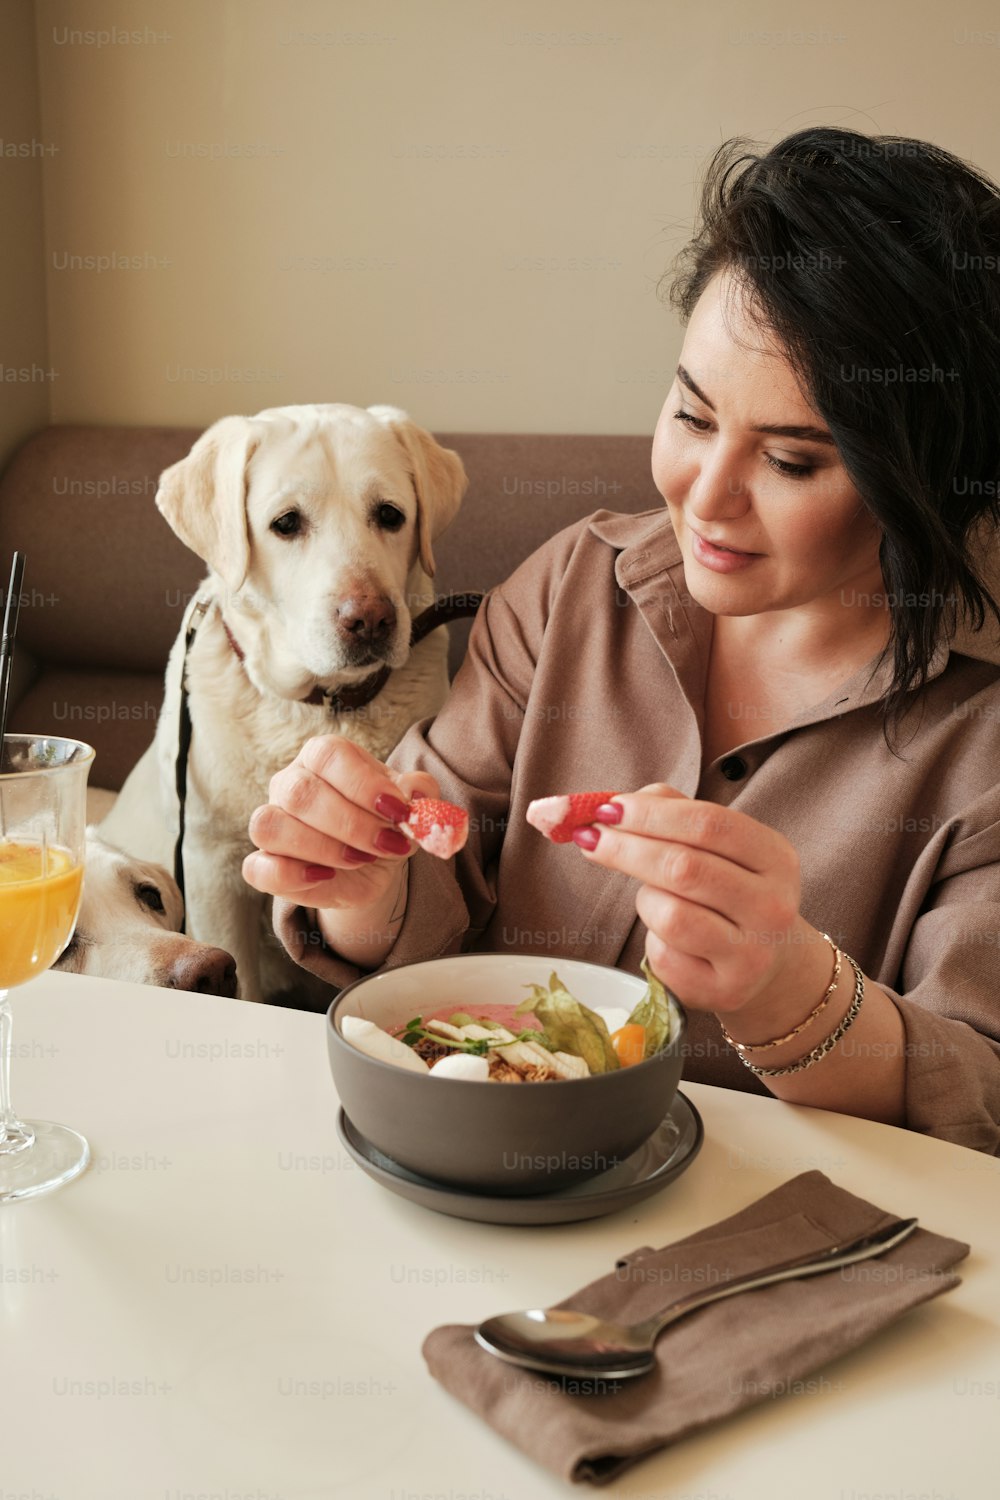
[366,406,468,577]
[156,416,262,592]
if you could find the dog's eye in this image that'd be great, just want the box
[270,510,302,538]
[136,883,166,914]
[374,502,406,532]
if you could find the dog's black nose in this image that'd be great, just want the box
[167,947,238,998]
[335,595,397,646]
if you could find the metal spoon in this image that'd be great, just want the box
[475,1216,919,1379]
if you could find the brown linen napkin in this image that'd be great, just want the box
[422,1170,969,1486]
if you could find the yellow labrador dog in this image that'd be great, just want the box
[55,833,237,996]
[100,404,468,1003]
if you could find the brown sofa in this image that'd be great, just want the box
[0,424,663,792]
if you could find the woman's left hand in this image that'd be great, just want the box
[572,784,823,1018]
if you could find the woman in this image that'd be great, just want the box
[245,127,1000,1153]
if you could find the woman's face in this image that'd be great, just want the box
[652,269,884,621]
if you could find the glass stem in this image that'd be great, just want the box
[0,988,33,1154]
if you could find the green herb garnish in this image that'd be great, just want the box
[400,1020,493,1055]
[399,1015,540,1056]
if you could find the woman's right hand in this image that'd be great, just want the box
[242,735,439,912]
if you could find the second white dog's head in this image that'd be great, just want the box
[155,403,468,695]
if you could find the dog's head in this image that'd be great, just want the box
[155,403,467,695]
[56,834,238,997]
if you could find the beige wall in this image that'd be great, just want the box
[15,0,1000,434]
[0,0,50,468]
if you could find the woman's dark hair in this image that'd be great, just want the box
[662,126,1000,747]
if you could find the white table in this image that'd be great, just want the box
[2,971,996,1499]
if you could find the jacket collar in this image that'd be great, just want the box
[588,507,1000,675]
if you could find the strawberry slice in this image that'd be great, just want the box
[526,792,618,843]
[402,797,469,859]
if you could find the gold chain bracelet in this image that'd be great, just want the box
[720,932,841,1055]
[734,954,866,1078]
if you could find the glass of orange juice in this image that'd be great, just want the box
[0,734,94,1202]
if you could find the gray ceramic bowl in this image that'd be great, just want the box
[327,953,686,1196]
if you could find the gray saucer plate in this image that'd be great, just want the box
[336,1092,703,1226]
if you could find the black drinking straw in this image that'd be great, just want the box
[0,552,25,773]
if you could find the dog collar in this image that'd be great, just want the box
[217,593,483,714]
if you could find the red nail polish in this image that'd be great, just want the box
[594,802,623,824]
[342,846,377,865]
[303,865,337,883]
[571,827,600,850]
[375,828,412,856]
[374,793,411,823]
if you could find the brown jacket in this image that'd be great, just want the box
[277,508,1000,1153]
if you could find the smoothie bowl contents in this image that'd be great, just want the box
[340,963,677,1083]
[327,953,687,1195]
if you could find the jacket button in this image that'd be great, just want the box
[720,755,748,781]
